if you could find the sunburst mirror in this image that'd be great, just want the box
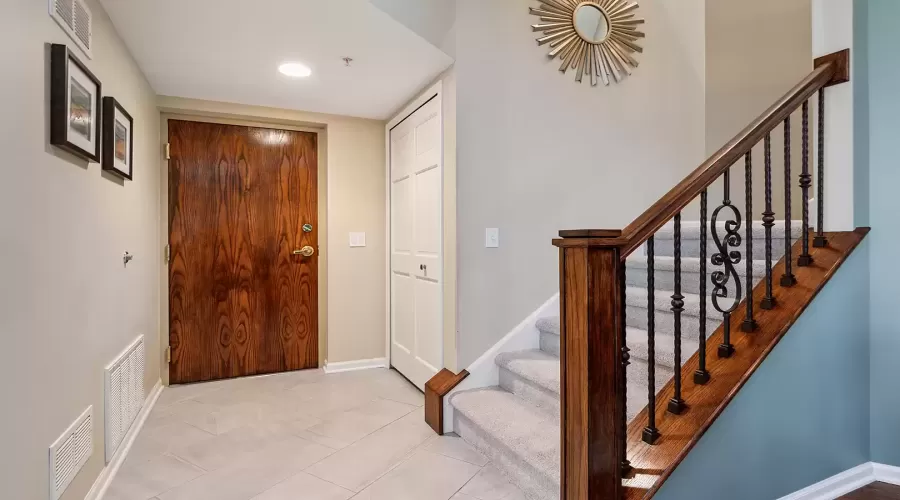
[529,0,645,86]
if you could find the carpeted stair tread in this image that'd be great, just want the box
[625,255,770,274]
[652,220,802,240]
[450,387,560,487]
[626,286,724,320]
[496,349,560,396]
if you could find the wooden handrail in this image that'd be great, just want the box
[553,49,850,500]
[555,50,849,259]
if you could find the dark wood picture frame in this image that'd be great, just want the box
[50,43,102,162]
[102,97,134,180]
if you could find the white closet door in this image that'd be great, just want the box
[390,96,442,390]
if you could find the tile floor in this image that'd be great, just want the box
[106,368,527,500]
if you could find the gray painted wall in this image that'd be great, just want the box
[656,244,871,500]
[453,0,707,368]
[865,0,900,467]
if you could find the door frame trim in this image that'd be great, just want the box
[385,79,457,375]
[160,113,326,385]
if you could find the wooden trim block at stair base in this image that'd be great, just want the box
[815,48,851,88]
[424,369,469,435]
[559,244,626,500]
[622,229,869,500]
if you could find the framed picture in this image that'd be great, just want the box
[102,97,134,180]
[50,44,102,162]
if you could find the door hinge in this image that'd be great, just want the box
[165,244,171,264]
[165,143,171,160]
[166,346,172,363]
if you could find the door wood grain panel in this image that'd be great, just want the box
[168,120,318,384]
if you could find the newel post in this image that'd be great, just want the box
[554,230,628,500]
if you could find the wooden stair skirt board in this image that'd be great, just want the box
[623,228,869,500]
[425,369,469,434]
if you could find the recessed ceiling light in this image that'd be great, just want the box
[278,62,311,78]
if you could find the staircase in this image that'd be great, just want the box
[450,223,797,499]
[436,49,861,500]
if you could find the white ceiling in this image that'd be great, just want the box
[99,0,454,120]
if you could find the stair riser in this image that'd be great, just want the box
[499,369,559,420]
[539,331,560,357]
[501,357,672,401]
[453,412,559,500]
[540,330,700,373]
[654,238,790,260]
[625,306,722,339]
[627,267,766,296]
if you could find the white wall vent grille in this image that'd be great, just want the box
[49,406,93,500]
[104,335,145,462]
[49,0,93,58]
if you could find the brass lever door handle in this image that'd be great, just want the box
[293,246,315,257]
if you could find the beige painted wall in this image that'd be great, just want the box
[387,66,459,372]
[706,0,812,214]
[0,1,161,499]
[156,97,386,369]
[454,0,707,368]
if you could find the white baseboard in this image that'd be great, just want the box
[442,293,559,434]
[323,357,389,374]
[85,380,164,500]
[778,462,900,500]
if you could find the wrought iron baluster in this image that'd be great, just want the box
[668,213,686,415]
[619,262,632,475]
[799,101,814,267]
[642,236,661,445]
[781,116,798,287]
[814,89,828,248]
[694,189,711,385]
[761,134,776,310]
[713,168,742,359]
[742,152,757,332]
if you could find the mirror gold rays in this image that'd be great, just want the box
[530,0,645,86]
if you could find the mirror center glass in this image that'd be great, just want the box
[573,4,610,43]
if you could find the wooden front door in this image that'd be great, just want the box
[168,120,318,384]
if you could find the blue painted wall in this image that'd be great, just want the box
[866,0,900,467]
[655,245,871,500]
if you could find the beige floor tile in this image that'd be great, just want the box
[422,435,489,466]
[352,450,481,500]
[304,398,418,444]
[127,421,216,463]
[105,454,205,500]
[294,430,352,450]
[448,494,480,500]
[159,437,336,500]
[250,471,355,500]
[457,465,527,500]
[155,382,224,410]
[171,420,333,472]
[304,414,435,492]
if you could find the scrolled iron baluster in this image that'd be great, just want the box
[814,89,828,248]
[712,168,742,359]
[694,189,711,385]
[668,213,686,415]
[642,236,661,445]
[781,116,798,287]
[761,133,776,310]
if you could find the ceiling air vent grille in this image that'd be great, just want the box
[49,406,93,500]
[49,0,93,59]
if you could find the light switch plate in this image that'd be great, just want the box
[349,232,366,247]
[485,228,499,248]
